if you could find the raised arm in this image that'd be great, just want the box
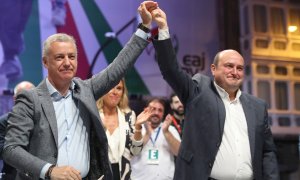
[162,114,181,156]
[90,1,159,100]
[151,7,197,105]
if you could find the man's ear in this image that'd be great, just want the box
[210,64,216,75]
[42,57,48,69]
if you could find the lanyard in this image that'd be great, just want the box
[150,127,161,147]
[171,115,182,134]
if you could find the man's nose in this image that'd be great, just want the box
[232,67,237,74]
[63,57,71,65]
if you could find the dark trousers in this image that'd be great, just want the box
[111,163,120,180]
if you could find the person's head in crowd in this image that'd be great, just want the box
[146,98,166,129]
[13,81,35,99]
[169,93,184,117]
[96,78,130,113]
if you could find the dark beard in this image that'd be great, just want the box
[173,109,184,116]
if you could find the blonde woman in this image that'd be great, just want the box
[96,79,151,180]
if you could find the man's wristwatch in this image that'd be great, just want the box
[45,165,55,179]
[138,23,150,33]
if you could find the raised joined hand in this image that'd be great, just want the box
[138,1,158,28]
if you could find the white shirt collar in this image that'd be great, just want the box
[213,81,241,102]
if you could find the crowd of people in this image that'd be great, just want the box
[0,1,279,180]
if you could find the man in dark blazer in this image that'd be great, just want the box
[147,6,280,180]
[0,81,35,180]
[2,2,158,179]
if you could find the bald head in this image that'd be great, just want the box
[211,49,245,99]
[14,81,35,97]
[213,49,243,67]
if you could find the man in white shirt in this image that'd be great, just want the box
[140,1,279,179]
[131,98,181,180]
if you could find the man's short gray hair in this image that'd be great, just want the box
[42,33,77,58]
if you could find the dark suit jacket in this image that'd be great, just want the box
[153,39,279,180]
[0,113,8,157]
[2,34,148,180]
[0,113,17,180]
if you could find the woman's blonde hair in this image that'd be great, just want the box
[96,78,131,113]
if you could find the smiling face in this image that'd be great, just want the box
[103,80,124,108]
[211,50,244,96]
[148,100,165,128]
[43,41,78,86]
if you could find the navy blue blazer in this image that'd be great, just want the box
[153,39,279,180]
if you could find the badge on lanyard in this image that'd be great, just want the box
[147,148,159,164]
[147,127,161,165]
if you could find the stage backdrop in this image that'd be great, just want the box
[0,0,220,97]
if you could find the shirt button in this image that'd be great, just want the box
[209,163,213,168]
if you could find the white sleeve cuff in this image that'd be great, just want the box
[40,163,52,179]
[135,29,150,40]
[132,137,143,147]
[158,28,170,40]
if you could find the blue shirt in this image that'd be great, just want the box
[40,78,89,179]
[39,29,149,179]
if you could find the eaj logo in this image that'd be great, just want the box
[181,52,206,76]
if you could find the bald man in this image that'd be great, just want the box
[141,3,280,180]
[13,81,35,98]
[0,81,34,179]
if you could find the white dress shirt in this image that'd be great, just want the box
[210,82,253,180]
